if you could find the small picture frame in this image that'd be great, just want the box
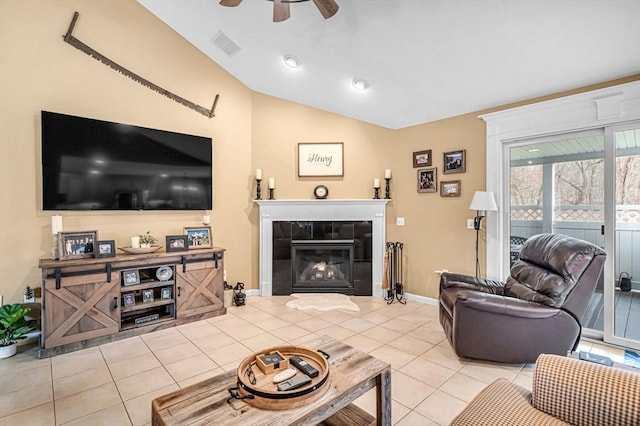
[123,293,135,306]
[161,287,172,300]
[417,167,437,193]
[166,235,188,252]
[122,270,140,286]
[58,231,98,260]
[440,180,461,197]
[184,226,212,249]
[142,289,154,303]
[443,149,466,174]
[413,149,432,168]
[95,240,116,258]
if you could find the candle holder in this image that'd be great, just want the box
[268,188,275,200]
[385,177,391,199]
[255,178,262,200]
[51,234,60,260]
[373,187,380,199]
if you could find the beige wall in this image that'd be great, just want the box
[1,0,638,304]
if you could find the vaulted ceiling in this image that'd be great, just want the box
[138,0,640,129]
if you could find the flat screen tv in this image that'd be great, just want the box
[41,111,212,211]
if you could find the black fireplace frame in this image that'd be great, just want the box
[291,240,355,294]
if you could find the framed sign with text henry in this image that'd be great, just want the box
[298,143,344,177]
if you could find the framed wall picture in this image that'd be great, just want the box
[95,240,116,258]
[184,226,212,249]
[298,143,344,177]
[142,289,154,303]
[443,149,466,174]
[417,167,437,193]
[413,149,432,168]
[440,180,461,197]
[58,230,98,260]
[166,235,188,252]
[122,270,140,286]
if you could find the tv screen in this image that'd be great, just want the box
[41,111,212,211]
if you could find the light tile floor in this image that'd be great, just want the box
[0,296,631,425]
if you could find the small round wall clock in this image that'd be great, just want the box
[314,185,329,199]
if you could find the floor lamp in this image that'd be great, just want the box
[469,191,498,278]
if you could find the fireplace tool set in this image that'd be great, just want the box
[383,242,406,304]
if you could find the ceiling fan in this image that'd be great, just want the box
[219,0,339,23]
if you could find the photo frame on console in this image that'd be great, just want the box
[166,235,188,252]
[95,240,116,258]
[184,226,212,249]
[58,230,98,260]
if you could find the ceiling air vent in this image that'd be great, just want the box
[210,30,241,57]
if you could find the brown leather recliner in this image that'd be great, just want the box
[439,233,606,364]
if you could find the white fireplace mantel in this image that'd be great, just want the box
[256,199,390,297]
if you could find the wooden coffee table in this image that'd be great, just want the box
[151,335,391,425]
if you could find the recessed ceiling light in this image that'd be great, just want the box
[283,54,301,68]
[352,78,369,90]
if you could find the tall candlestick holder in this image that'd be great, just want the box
[373,187,380,199]
[385,178,391,199]
[268,188,275,200]
[51,233,60,260]
[255,179,262,200]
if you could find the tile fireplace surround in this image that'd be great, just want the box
[256,200,390,297]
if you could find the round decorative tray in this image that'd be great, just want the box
[118,245,163,255]
[232,345,330,410]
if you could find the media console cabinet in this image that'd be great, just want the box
[38,247,226,358]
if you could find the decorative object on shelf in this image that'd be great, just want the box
[417,167,437,193]
[234,282,246,306]
[23,286,35,303]
[123,293,135,307]
[165,235,188,252]
[373,178,380,199]
[131,236,140,248]
[203,215,211,226]
[50,215,63,260]
[443,149,466,174]
[184,226,212,249]
[220,0,339,23]
[57,230,98,260]
[142,289,154,303]
[138,231,157,248]
[469,191,498,277]
[156,266,173,281]
[313,185,328,199]
[118,246,163,255]
[134,313,159,325]
[255,169,263,200]
[95,240,116,258]
[0,304,37,359]
[298,143,344,177]
[440,180,461,197]
[384,169,392,199]
[63,12,219,118]
[413,150,432,168]
[268,178,275,200]
[122,270,141,286]
[161,287,172,300]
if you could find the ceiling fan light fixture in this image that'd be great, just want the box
[352,78,369,90]
[283,54,301,68]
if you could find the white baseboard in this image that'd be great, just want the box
[246,289,260,297]
[404,293,439,306]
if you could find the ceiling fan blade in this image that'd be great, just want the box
[312,0,338,19]
[219,0,242,7]
[273,0,291,22]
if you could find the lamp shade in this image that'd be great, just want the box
[469,191,497,212]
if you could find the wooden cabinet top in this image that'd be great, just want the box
[39,246,225,270]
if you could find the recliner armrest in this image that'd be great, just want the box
[440,272,505,295]
[453,290,566,319]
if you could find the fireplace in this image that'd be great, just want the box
[292,240,354,293]
[256,199,390,297]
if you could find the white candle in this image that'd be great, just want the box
[256,169,262,180]
[385,169,392,179]
[51,215,63,235]
[268,178,275,189]
[203,215,211,225]
[131,236,140,248]
[373,179,380,188]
